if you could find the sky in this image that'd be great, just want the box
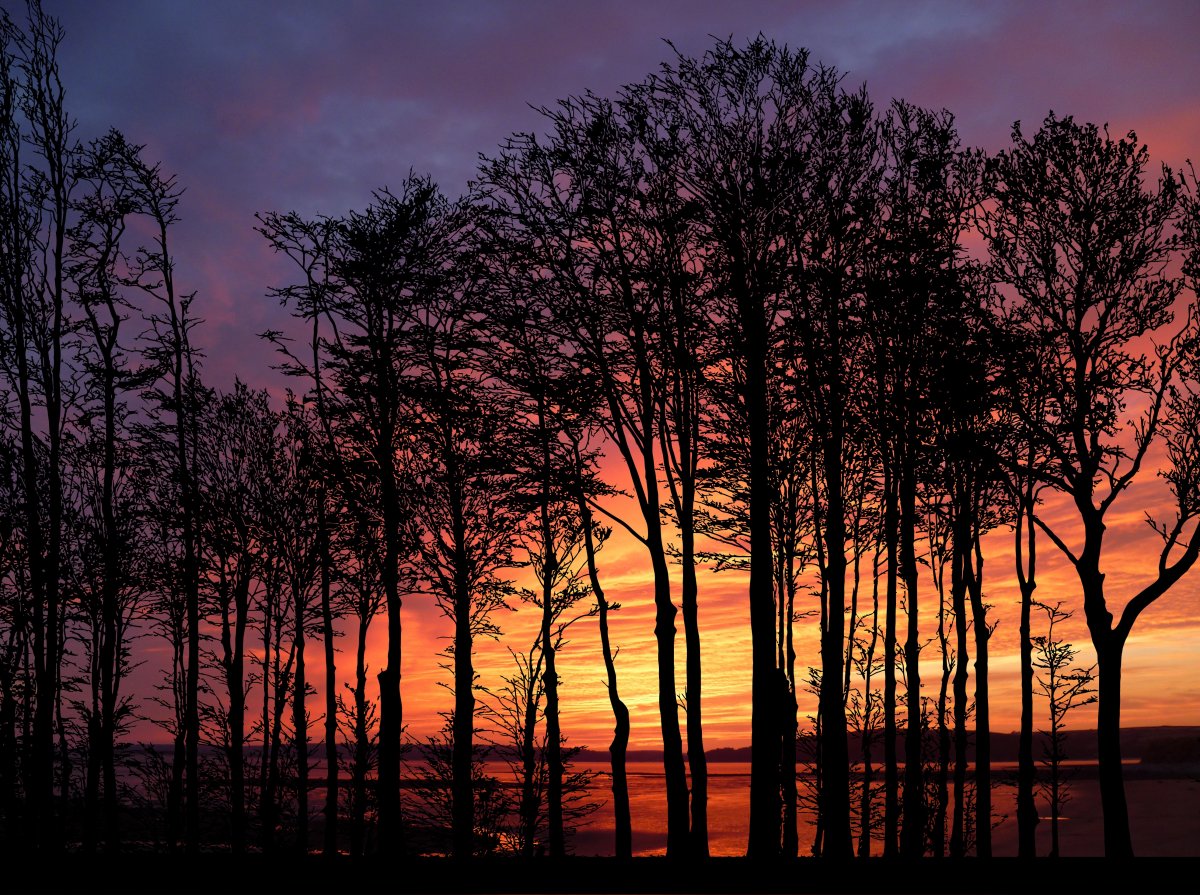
[25,0,1200,749]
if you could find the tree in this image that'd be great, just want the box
[0,0,77,848]
[641,38,850,858]
[403,211,518,858]
[984,113,1200,856]
[0,408,25,846]
[477,95,694,857]
[992,323,1054,859]
[483,279,600,857]
[259,177,463,853]
[779,75,880,861]
[573,480,632,858]
[1032,600,1096,858]
[275,398,325,854]
[66,128,148,851]
[562,406,631,858]
[254,494,295,853]
[330,467,387,857]
[194,381,278,854]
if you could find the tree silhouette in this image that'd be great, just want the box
[331,467,387,857]
[0,0,76,849]
[194,381,278,853]
[478,93,695,857]
[783,75,881,861]
[259,178,463,854]
[130,151,204,853]
[984,113,1200,857]
[483,276,602,857]
[403,208,518,858]
[641,37,850,858]
[66,128,151,852]
[1032,600,1096,858]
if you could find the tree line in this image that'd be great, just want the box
[2,3,1199,860]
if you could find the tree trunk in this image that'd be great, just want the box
[538,398,564,858]
[99,362,120,852]
[231,571,247,855]
[818,436,852,859]
[900,463,924,857]
[1016,502,1038,858]
[743,282,780,860]
[680,499,709,860]
[648,526,690,859]
[85,680,100,852]
[169,731,184,850]
[934,571,951,860]
[781,557,799,859]
[294,578,309,854]
[969,546,992,858]
[517,662,539,858]
[543,609,563,858]
[351,611,370,857]
[319,504,338,857]
[259,597,273,851]
[223,561,249,854]
[452,524,475,859]
[1078,509,1134,859]
[882,466,899,857]
[578,477,631,859]
[950,514,969,858]
[376,458,404,855]
[1094,633,1132,857]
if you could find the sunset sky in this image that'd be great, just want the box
[42,0,1200,750]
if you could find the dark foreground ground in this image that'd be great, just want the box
[4,856,1198,895]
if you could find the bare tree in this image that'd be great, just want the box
[330,471,386,857]
[477,96,694,856]
[642,38,851,858]
[0,0,77,848]
[66,129,150,851]
[195,382,278,854]
[259,178,463,854]
[984,113,1200,856]
[1032,600,1096,858]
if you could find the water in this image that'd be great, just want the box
[548,761,1200,857]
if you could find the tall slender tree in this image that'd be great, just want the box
[195,381,279,854]
[0,1,76,848]
[404,212,518,858]
[478,96,694,856]
[260,178,463,853]
[67,129,148,852]
[642,39,846,858]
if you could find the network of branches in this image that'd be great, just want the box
[2,2,1199,863]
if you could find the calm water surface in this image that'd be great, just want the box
[542,761,1199,857]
